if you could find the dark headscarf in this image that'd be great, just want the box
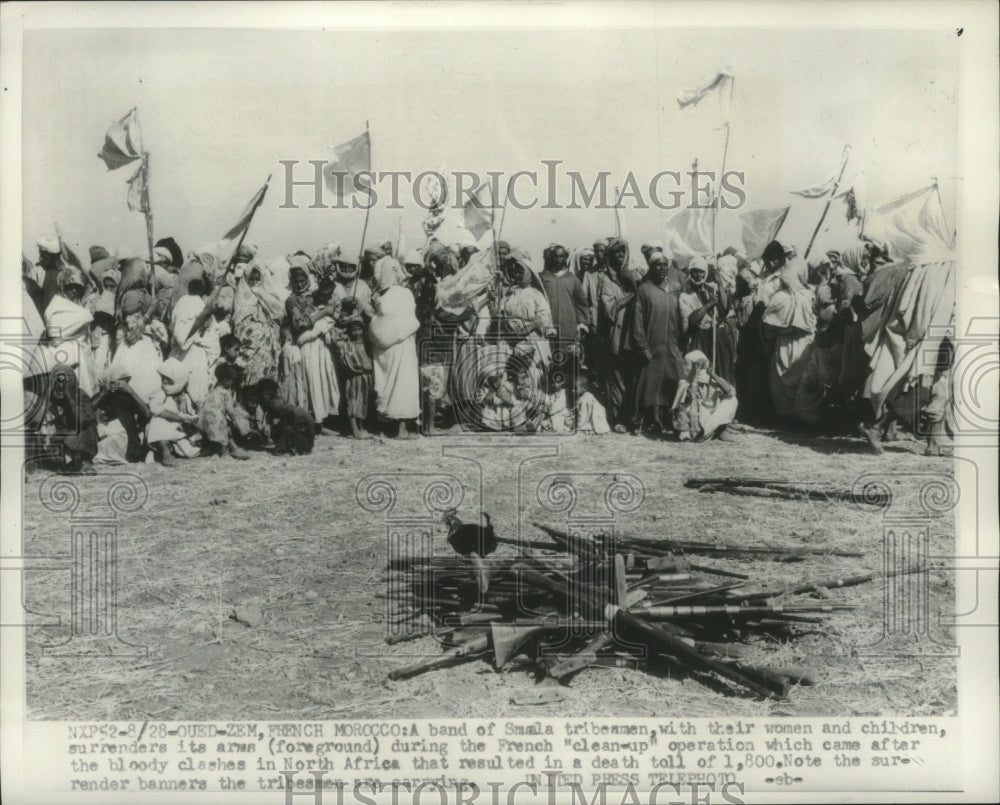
[761,240,786,265]
[89,246,110,265]
[155,237,184,269]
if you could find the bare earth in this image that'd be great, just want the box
[22,426,956,721]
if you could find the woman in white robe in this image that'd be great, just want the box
[368,281,420,437]
[43,267,96,397]
[169,271,212,404]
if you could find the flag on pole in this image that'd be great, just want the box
[837,187,860,223]
[790,176,838,199]
[97,108,143,170]
[676,70,733,109]
[323,131,371,197]
[663,206,713,258]
[126,158,150,214]
[739,207,790,260]
[216,181,270,262]
[863,184,954,264]
[790,145,851,198]
[463,180,499,240]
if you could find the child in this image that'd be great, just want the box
[671,350,738,442]
[197,363,252,460]
[94,398,129,465]
[542,367,573,433]
[253,378,315,455]
[574,374,610,434]
[332,316,374,438]
[210,333,242,381]
[146,358,202,467]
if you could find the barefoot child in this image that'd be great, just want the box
[253,378,315,455]
[197,363,252,459]
[332,316,374,438]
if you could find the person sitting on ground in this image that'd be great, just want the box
[197,363,252,460]
[542,367,573,433]
[42,364,99,474]
[253,378,315,455]
[94,398,129,466]
[147,358,202,468]
[574,374,611,435]
[671,350,738,442]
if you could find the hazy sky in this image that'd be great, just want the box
[22,24,959,262]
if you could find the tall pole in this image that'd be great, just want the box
[143,153,155,295]
[353,120,372,299]
[226,174,271,274]
[804,146,851,260]
[613,185,622,239]
[712,75,735,257]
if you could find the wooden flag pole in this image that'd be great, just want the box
[225,174,272,276]
[613,185,623,239]
[143,153,156,295]
[353,120,372,299]
[712,75,735,257]
[804,146,851,260]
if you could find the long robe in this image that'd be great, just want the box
[762,280,817,418]
[369,285,420,420]
[232,277,282,385]
[628,279,684,409]
[169,295,211,404]
[539,269,589,342]
[285,291,341,423]
[43,294,96,397]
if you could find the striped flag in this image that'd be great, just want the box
[97,108,143,170]
[323,131,371,198]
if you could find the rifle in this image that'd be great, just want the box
[388,634,489,680]
[536,522,863,560]
[509,562,779,699]
[635,603,855,619]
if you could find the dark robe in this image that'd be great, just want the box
[539,270,589,342]
[42,365,99,466]
[628,279,684,410]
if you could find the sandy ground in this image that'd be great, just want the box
[21,425,956,721]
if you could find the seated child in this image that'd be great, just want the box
[542,368,573,433]
[146,358,202,467]
[671,350,738,442]
[332,316,374,438]
[94,398,129,465]
[574,374,610,435]
[252,378,315,455]
[197,363,253,460]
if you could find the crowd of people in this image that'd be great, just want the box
[20,226,954,474]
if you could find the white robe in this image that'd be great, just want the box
[369,286,420,420]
